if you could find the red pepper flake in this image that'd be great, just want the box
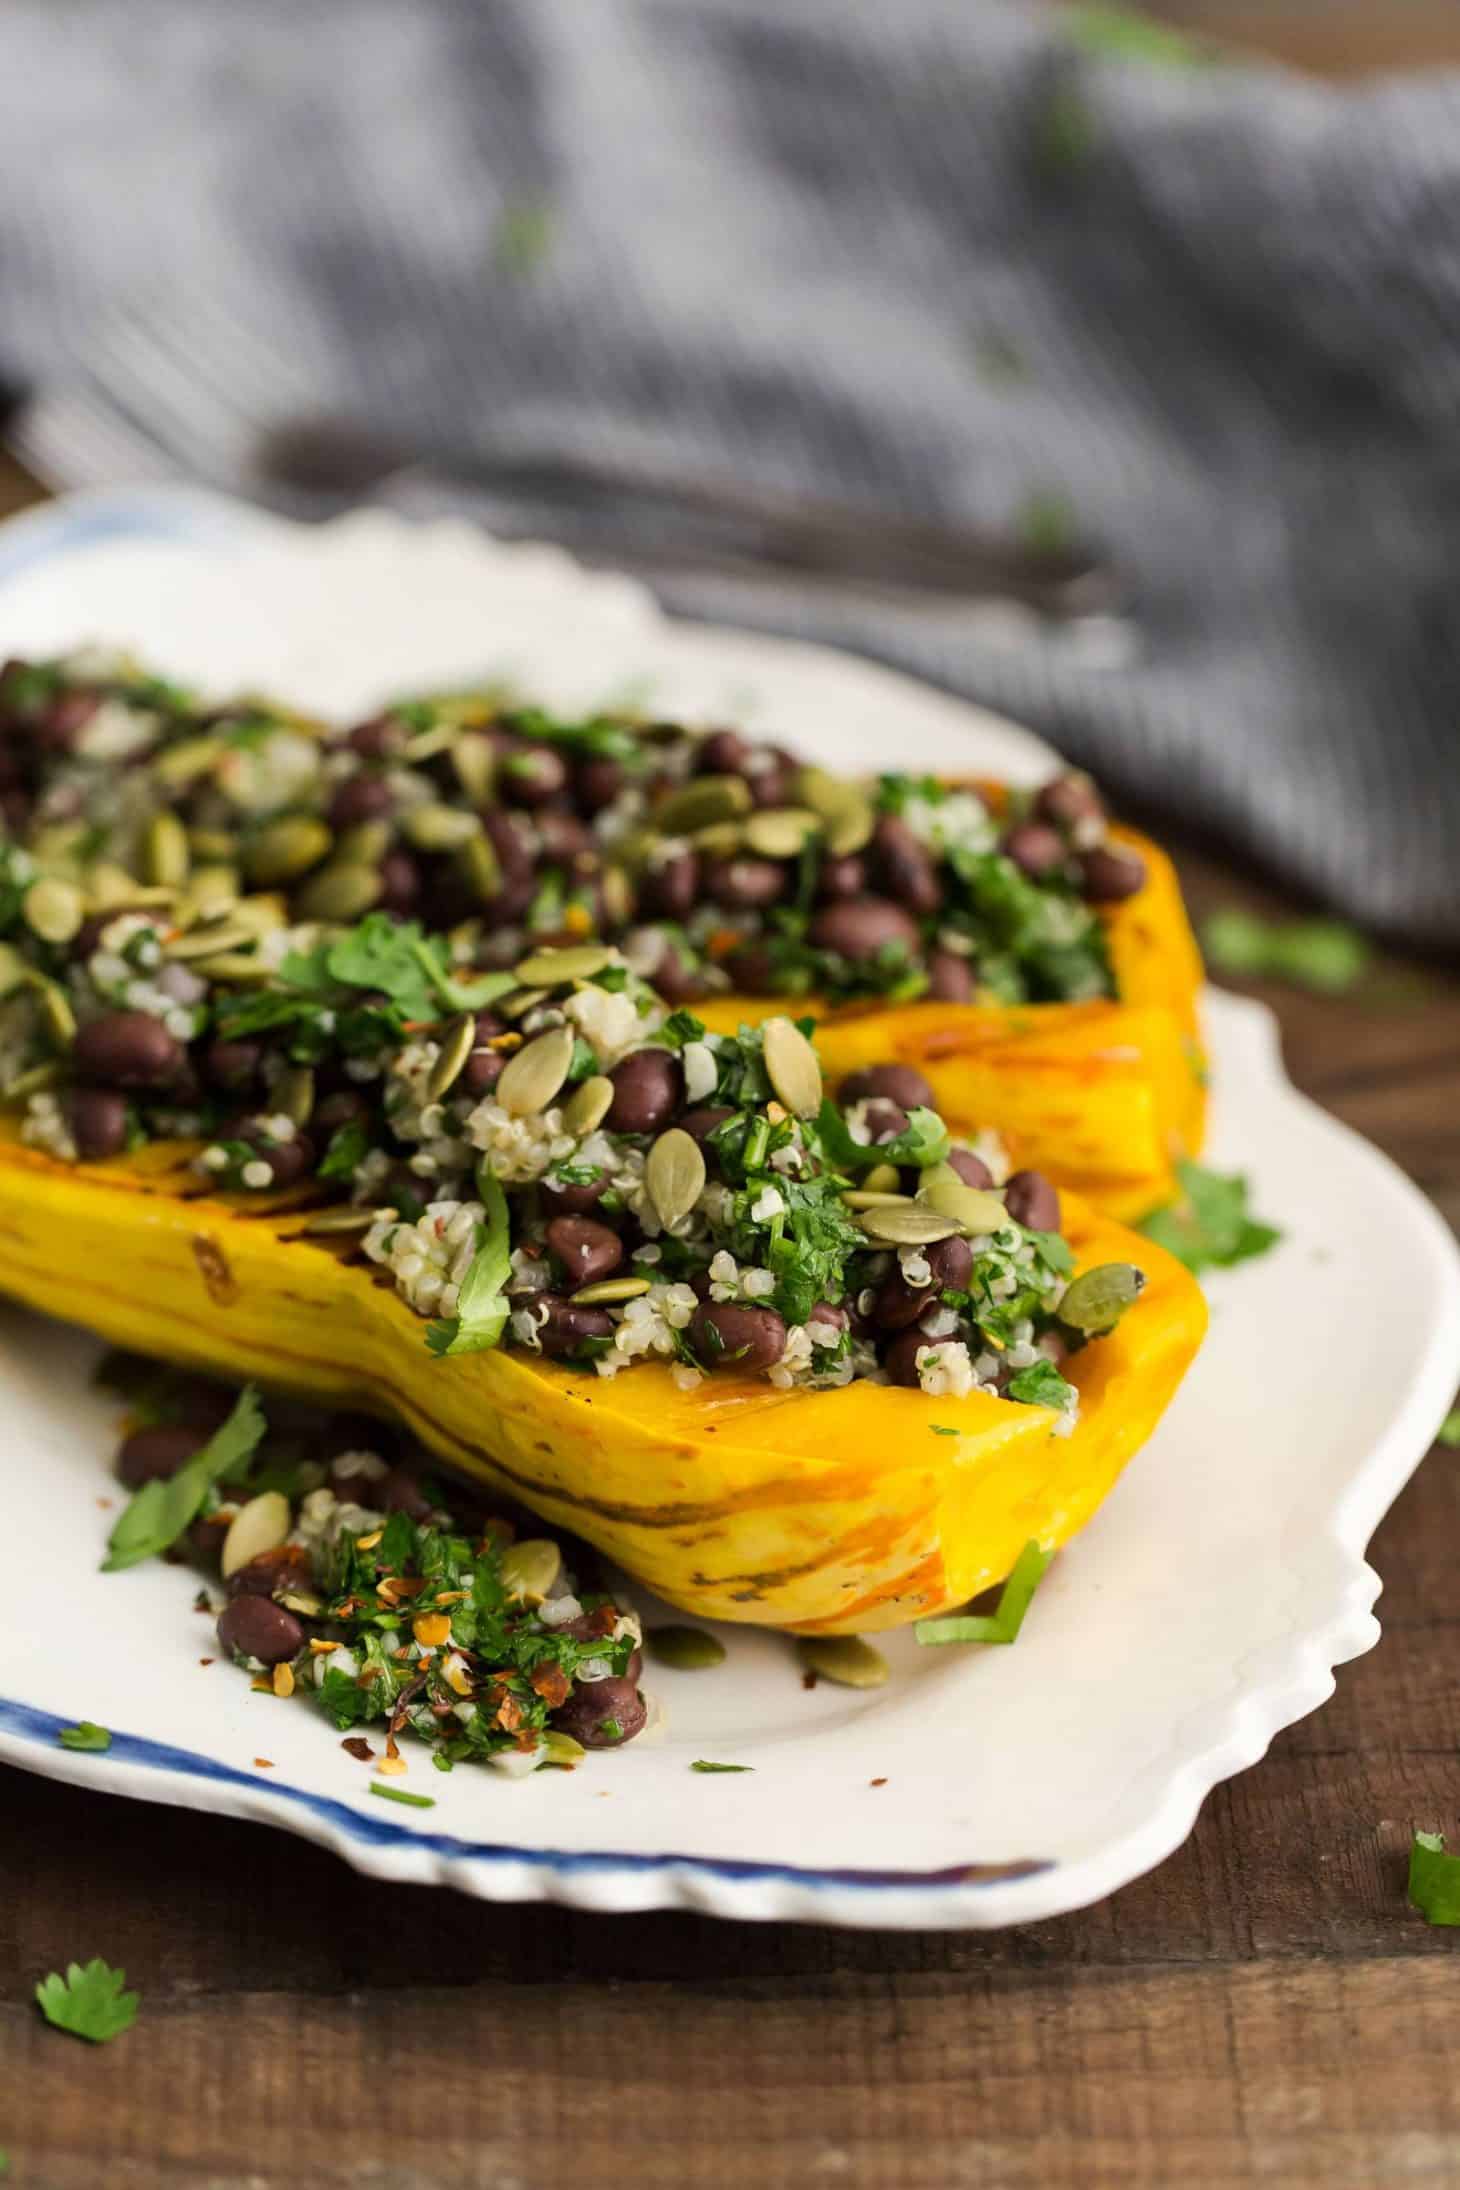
[870,1777,888,1788]
[254,1757,275,1769]
[801,1671,818,1691]
[341,1737,375,1762]
[95,1496,113,1510]
[199,1657,215,1667]
[530,1663,571,1710]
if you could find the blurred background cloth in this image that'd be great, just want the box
[0,0,1457,950]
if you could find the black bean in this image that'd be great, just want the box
[1034,773,1104,832]
[226,1546,314,1600]
[1001,821,1068,881]
[314,1089,371,1135]
[217,1594,304,1666]
[483,808,535,882]
[66,1086,128,1161]
[695,729,750,776]
[925,1235,973,1290]
[725,943,778,992]
[1004,1169,1061,1232]
[116,1421,211,1488]
[376,848,421,915]
[574,755,625,815]
[869,1275,928,1331]
[204,1038,265,1096]
[690,1301,787,1373]
[926,948,975,1003]
[701,855,787,911]
[678,1105,733,1147]
[74,1010,184,1090]
[606,1049,683,1135]
[546,1215,624,1290]
[808,1301,850,1337]
[500,742,567,808]
[377,1466,437,1520]
[650,944,702,1004]
[809,896,921,963]
[535,809,591,865]
[947,1148,995,1190]
[533,1296,617,1360]
[37,688,99,751]
[883,1328,930,1388]
[328,773,395,829]
[839,1062,934,1111]
[551,1675,647,1748]
[1078,846,1146,902]
[461,1046,505,1098]
[747,763,794,810]
[542,1171,607,1217]
[641,848,699,921]
[872,815,941,915]
[816,853,867,902]
[345,715,407,760]
[235,1123,317,1189]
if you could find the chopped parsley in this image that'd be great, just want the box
[34,1958,139,2044]
[914,1540,1054,1647]
[929,1424,959,1438]
[103,1384,266,1571]
[691,1760,754,1773]
[426,1169,512,1356]
[57,1722,111,1753]
[1005,1359,1077,1414]
[1409,1832,1460,1925]
[1139,1161,1280,1277]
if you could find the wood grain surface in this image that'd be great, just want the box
[1,447,1458,2188]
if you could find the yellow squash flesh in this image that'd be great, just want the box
[0,1123,1205,1633]
[698,827,1206,1223]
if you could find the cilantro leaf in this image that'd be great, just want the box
[57,1722,111,1753]
[1436,1410,1460,1451]
[1006,1359,1076,1413]
[813,1098,949,1175]
[914,1541,1054,1647]
[426,1171,512,1357]
[34,1958,139,2044]
[102,1385,266,1571]
[1139,1160,1280,1277]
[929,1424,959,1438]
[317,1118,372,1183]
[278,914,514,1024]
[1201,910,1371,995]
[369,1781,436,1809]
[1410,1831,1460,1924]
[691,1760,754,1773]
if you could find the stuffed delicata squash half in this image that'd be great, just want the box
[0,653,1202,1219]
[0,899,1205,1629]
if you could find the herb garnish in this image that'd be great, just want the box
[102,1385,265,1571]
[1201,910,1371,995]
[426,1169,513,1357]
[34,1959,140,2044]
[369,1781,437,1810]
[57,1722,111,1753]
[1139,1161,1280,1277]
[691,1760,754,1773]
[1436,1410,1460,1451]
[1409,1832,1460,1925]
[914,1540,1053,1647]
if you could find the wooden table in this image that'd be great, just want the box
[1,453,1458,2188]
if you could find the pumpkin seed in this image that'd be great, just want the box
[220,1489,291,1579]
[496,1023,576,1115]
[795,1635,889,1690]
[762,1015,823,1117]
[187,826,238,863]
[334,819,392,866]
[84,861,142,908]
[187,950,274,985]
[500,985,553,1024]
[452,729,497,806]
[795,765,850,820]
[824,797,875,858]
[856,1203,960,1247]
[689,820,745,858]
[244,814,333,886]
[562,1074,614,1135]
[164,919,259,961]
[499,1537,563,1603]
[456,830,503,905]
[35,980,77,1047]
[841,1189,913,1211]
[230,893,289,937]
[862,1162,901,1194]
[600,866,635,926]
[917,1173,1009,1236]
[403,722,459,763]
[425,1012,477,1102]
[744,807,821,860]
[1057,1261,1146,1334]
[141,810,191,889]
[513,943,616,989]
[299,1204,380,1235]
[22,877,85,945]
[182,865,240,918]
[0,942,28,996]
[401,801,481,853]
[151,733,225,788]
[295,862,382,923]
[4,1059,61,1099]
[646,1625,727,1671]
[646,1126,706,1230]
[279,1590,325,1617]
[572,1275,652,1305]
[277,1064,316,1129]
[653,774,753,835]
[541,1731,586,1769]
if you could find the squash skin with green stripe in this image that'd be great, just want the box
[0,1121,1205,1634]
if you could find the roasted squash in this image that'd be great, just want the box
[698,826,1206,1224]
[0,1121,1205,1633]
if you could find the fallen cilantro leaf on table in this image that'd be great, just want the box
[915,1540,1054,1647]
[369,1781,436,1810]
[1139,1160,1280,1278]
[1410,1832,1460,1924]
[1201,909,1371,995]
[57,1722,111,1753]
[1436,1411,1460,1451]
[34,1959,139,2043]
[691,1760,754,1773]
[103,1384,265,1571]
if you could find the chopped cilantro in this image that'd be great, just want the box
[691,1760,754,1773]
[34,1958,139,2044]
[57,1722,111,1753]
[426,1170,512,1356]
[1410,1831,1460,1924]
[1437,1410,1460,1451]
[369,1781,437,1810]
[929,1424,959,1438]
[1201,909,1371,995]
[1139,1160,1280,1277]
[914,1540,1053,1647]
[103,1385,265,1571]
[1006,1359,1076,1413]
[317,1117,372,1182]
[277,913,514,1025]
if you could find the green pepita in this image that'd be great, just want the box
[0,942,29,997]
[762,1014,823,1117]
[653,774,753,835]
[856,1203,960,1247]
[4,1059,62,1099]
[164,919,260,962]
[298,1204,380,1235]
[278,1590,325,1617]
[541,1730,586,1769]
[646,1625,727,1671]
[840,1189,914,1211]
[334,820,392,866]
[743,807,821,860]
[220,1490,292,1580]
[426,1012,478,1102]
[562,1074,614,1135]
[230,893,290,938]
[1057,1261,1147,1334]
[499,986,553,1023]
[689,820,745,858]
[402,723,459,763]
[645,1126,706,1230]
[452,730,497,807]
[35,980,77,1047]
[917,1171,1009,1236]
[571,1275,652,1305]
[513,943,617,989]
[795,765,851,820]
[496,1023,576,1116]
[294,863,382,924]
[186,827,239,863]
[142,810,191,888]
[182,865,241,919]
[401,802,481,853]
[244,815,333,887]
[861,1162,901,1194]
[186,950,275,985]
[83,861,141,909]
[151,734,224,788]
[824,797,875,858]
[795,1635,889,1690]
[276,1064,316,1129]
[22,877,85,945]
[599,865,635,926]
[499,1538,563,1603]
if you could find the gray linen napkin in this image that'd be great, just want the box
[1,0,1457,949]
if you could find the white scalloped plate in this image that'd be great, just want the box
[2,488,1457,1930]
